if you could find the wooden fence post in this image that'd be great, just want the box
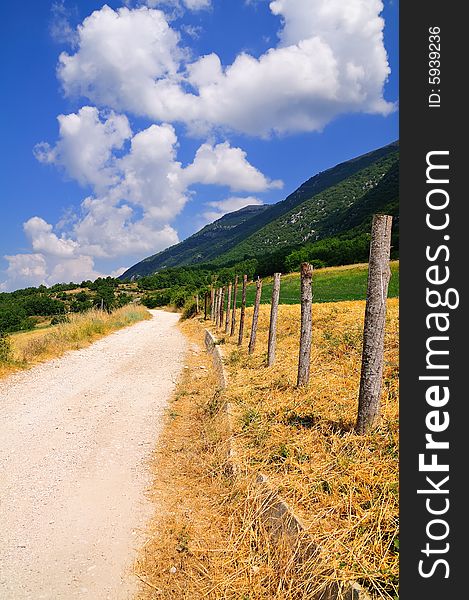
[267,273,281,366]
[204,292,208,320]
[219,286,225,329]
[297,263,313,386]
[214,288,220,326]
[225,283,232,334]
[216,288,222,327]
[230,275,238,336]
[210,287,215,321]
[356,214,393,434]
[248,277,262,355]
[195,294,199,314]
[237,275,248,346]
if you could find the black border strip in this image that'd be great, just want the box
[400,1,465,597]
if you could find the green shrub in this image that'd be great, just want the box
[171,288,189,309]
[181,298,198,320]
[51,314,70,325]
[141,290,172,308]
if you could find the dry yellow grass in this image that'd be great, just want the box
[0,305,150,378]
[214,299,399,599]
[135,320,324,600]
[135,299,398,600]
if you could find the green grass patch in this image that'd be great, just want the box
[235,261,399,307]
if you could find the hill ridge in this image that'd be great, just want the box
[121,140,399,279]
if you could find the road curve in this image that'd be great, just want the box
[0,310,186,599]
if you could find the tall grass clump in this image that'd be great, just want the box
[14,305,150,366]
[0,331,12,363]
[181,298,198,320]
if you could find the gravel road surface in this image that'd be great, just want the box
[0,310,186,599]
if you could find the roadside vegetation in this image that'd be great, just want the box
[0,277,137,335]
[139,261,399,313]
[221,300,399,598]
[135,297,399,599]
[0,305,150,378]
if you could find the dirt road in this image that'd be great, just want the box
[0,310,186,599]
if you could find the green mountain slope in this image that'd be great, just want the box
[122,204,268,279]
[121,141,399,279]
[216,150,398,263]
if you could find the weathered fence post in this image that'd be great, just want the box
[225,283,232,334]
[210,287,215,321]
[214,288,220,326]
[237,274,248,346]
[230,275,238,336]
[204,292,208,320]
[356,214,393,434]
[297,263,313,386]
[248,277,262,355]
[216,288,222,327]
[195,294,199,314]
[267,273,281,366]
[219,286,226,329]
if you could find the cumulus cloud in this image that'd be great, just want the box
[203,196,263,222]
[58,6,184,118]
[34,106,131,191]
[72,196,180,259]
[1,251,102,291]
[116,124,187,222]
[0,217,103,289]
[32,111,276,260]
[3,106,278,290]
[2,254,48,289]
[24,217,79,258]
[183,142,283,192]
[57,1,393,136]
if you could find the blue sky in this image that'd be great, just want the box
[0,0,398,291]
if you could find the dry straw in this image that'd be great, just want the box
[136,299,399,599]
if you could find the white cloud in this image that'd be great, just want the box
[57,1,393,136]
[34,106,131,192]
[24,217,79,258]
[50,1,78,45]
[2,254,48,289]
[203,196,263,222]
[72,196,180,259]
[4,107,278,290]
[58,6,184,118]
[1,217,102,290]
[109,266,130,278]
[1,252,101,291]
[183,142,283,192]
[183,0,211,9]
[181,24,203,39]
[116,123,186,221]
[47,256,102,285]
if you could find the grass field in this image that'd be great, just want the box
[215,299,399,598]
[0,305,150,378]
[234,261,399,307]
[135,298,399,599]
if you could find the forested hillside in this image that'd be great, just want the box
[122,141,398,279]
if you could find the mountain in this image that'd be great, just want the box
[121,141,398,279]
[122,204,269,279]
[215,148,398,263]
